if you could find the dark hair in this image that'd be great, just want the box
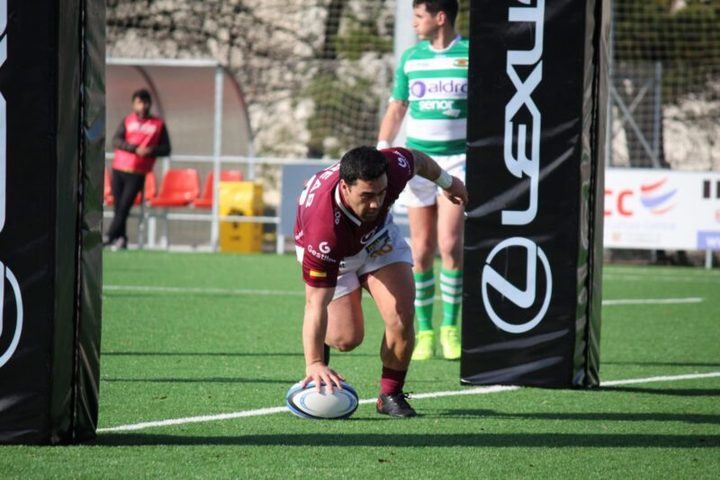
[340,146,388,185]
[413,0,459,26]
[132,88,152,103]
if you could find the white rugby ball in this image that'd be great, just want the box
[286,381,359,419]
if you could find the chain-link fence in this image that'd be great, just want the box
[107,0,471,159]
[610,0,720,170]
[105,1,718,252]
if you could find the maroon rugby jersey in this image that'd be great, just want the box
[294,148,415,288]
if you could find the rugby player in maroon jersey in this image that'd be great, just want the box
[294,146,467,417]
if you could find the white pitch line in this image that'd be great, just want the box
[103,284,304,297]
[603,274,720,283]
[103,285,704,307]
[601,371,720,386]
[357,385,519,405]
[97,371,720,433]
[602,297,703,306]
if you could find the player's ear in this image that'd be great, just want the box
[436,11,447,26]
[339,179,350,193]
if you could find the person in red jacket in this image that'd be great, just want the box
[104,89,171,249]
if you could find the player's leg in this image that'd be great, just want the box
[436,158,466,360]
[364,261,417,417]
[106,170,143,248]
[325,287,364,353]
[401,175,439,360]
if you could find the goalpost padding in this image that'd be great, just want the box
[0,0,105,443]
[461,0,609,387]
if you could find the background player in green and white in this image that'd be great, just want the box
[377,0,467,360]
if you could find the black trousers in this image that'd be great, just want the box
[106,169,146,241]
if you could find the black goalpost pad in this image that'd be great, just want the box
[461,0,609,387]
[0,0,105,443]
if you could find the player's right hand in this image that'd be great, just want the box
[302,362,345,393]
[443,176,469,206]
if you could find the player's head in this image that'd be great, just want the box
[339,146,388,222]
[131,88,152,118]
[412,0,458,38]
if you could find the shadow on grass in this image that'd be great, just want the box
[103,351,304,357]
[433,409,720,425]
[102,377,295,385]
[94,432,720,448]
[102,351,377,358]
[601,386,720,397]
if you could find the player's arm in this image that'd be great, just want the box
[111,121,137,153]
[377,100,408,149]
[301,284,344,392]
[410,148,469,206]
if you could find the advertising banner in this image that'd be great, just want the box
[462,0,608,387]
[604,168,720,251]
[0,0,104,444]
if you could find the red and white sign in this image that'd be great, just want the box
[604,168,720,251]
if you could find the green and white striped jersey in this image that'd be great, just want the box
[391,36,469,156]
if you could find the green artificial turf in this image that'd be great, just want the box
[0,251,718,478]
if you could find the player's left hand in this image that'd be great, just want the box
[442,176,468,206]
[136,146,152,157]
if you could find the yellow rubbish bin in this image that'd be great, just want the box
[219,181,263,252]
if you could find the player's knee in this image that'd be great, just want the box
[335,336,363,352]
[385,312,414,338]
[439,236,462,258]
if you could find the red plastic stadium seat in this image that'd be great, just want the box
[105,170,157,206]
[149,169,200,207]
[193,170,244,208]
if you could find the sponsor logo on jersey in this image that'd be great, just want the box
[417,100,461,117]
[395,151,409,170]
[127,121,158,135]
[453,58,469,68]
[360,228,378,245]
[307,243,337,263]
[410,81,427,98]
[410,79,467,99]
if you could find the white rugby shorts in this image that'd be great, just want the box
[398,153,466,208]
[296,219,412,300]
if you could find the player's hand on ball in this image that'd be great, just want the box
[302,362,345,393]
[443,176,468,206]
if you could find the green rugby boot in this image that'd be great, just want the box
[440,326,461,360]
[411,330,435,361]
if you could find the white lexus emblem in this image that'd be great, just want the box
[481,237,552,334]
[0,0,24,370]
[0,262,23,368]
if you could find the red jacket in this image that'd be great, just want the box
[112,113,170,174]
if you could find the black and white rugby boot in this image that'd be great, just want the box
[376,392,417,418]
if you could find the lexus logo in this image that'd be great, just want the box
[0,262,24,368]
[481,237,552,334]
[0,0,24,369]
[481,0,551,334]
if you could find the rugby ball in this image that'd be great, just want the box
[286,381,359,419]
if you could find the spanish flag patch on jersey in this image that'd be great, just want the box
[309,270,327,278]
